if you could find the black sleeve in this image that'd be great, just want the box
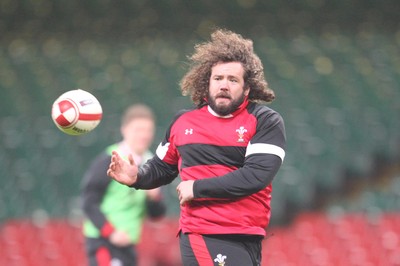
[81,153,112,231]
[193,154,282,198]
[193,110,286,199]
[132,156,179,189]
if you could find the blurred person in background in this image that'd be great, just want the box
[81,104,166,266]
[107,29,286,266]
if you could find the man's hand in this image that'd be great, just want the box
[109,230,131,247]
[176,180,195,205]
[107,151,138,186]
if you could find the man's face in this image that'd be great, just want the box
[208,61,249,116]
[121,118,155,155]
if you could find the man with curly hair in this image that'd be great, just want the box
[108,29,286,266]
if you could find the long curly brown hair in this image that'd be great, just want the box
[180,29,275,107]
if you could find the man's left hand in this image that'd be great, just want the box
[176,180,195,205]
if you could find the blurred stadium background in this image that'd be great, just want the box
[0,0,399,265]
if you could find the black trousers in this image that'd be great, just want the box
[179,233,263,266]
[85,237,137,266]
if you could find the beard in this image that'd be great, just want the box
[208,91,247,116]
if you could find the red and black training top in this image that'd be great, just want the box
[134,99,286,236]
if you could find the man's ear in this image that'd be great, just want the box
[244,87,250,96]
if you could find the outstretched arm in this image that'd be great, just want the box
[133,155,179,189]
[108,111,183,189]
[107,151,179,189]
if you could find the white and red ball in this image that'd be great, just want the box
[51,89,103,135]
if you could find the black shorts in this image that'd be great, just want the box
[85,237,137,266]
[179,233,263,266]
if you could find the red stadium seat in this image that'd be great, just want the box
[1,214,399,266]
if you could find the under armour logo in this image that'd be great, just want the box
[185,128,193,135]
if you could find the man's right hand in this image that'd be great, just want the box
[107,151,138,186]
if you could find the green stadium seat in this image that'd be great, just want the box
[0,25,399,226]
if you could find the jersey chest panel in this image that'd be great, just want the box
[171,108,257,148]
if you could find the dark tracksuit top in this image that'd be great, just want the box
[133,99,286,236]
[81,144,166,243]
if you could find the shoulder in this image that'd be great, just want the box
[169,107,199,125]
[247,102,284,124]
[246,103,286,148]
[162,108,197,140]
